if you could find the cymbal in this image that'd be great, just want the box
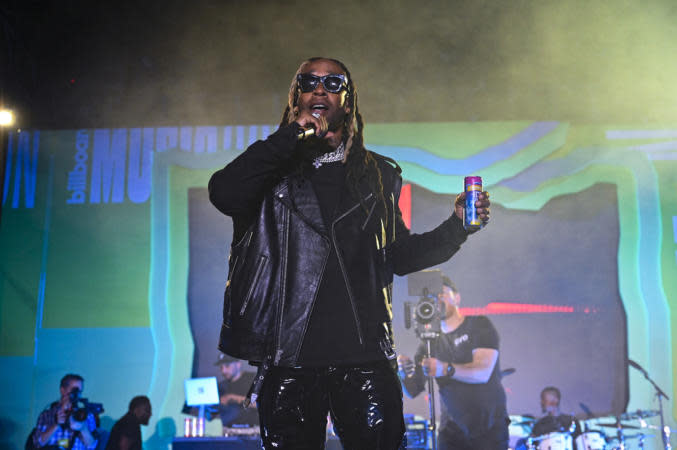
[597,423,641,429]
[575,412,615,421]
[620,410,659,420]
[509,415,536,426]
[624,433,654,440]
[511,421,535,427]
[607,433,654,441]
[528,433,570,442]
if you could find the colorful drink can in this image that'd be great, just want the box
[197,417,205,437]
[184,418,192,437]
[464,176,483,231]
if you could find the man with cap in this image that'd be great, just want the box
[397,277,509,449]
[214,353,258,430]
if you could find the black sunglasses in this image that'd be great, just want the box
[296,73,348,94]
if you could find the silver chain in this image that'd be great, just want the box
[312,142,346,168]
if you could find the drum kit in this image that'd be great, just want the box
[509,410,665,450]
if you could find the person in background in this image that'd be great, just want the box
[530,386,577,437]
[397,277,508,450]
[214,353,258,430]
[33,374,98,450]
[105,396,152,450]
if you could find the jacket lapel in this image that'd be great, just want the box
[274,176,327,236]
[334,178,377,228]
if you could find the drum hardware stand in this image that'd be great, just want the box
[629,359,671,449]
[637,431,646,450]
[566,419,577,449]
[614,417,627,450]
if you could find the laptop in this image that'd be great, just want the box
[184,376,219,406]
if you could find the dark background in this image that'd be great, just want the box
[2,0,677,129]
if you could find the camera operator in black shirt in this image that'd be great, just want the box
[398,278,509,450]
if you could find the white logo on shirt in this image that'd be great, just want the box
[454,334,469,347]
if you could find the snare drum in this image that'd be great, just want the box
[574,431,606,450]
[534,432,573,450]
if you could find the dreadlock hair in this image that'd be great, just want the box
[279,57,391,224]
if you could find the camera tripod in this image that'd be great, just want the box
[421,334,440,450]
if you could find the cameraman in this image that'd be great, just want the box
[33,374,98,449]
[397,278,509,450]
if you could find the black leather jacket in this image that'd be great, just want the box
[208,125,469,367]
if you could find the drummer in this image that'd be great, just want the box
[531,386,579,437]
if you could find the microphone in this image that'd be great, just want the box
[297,112,321,140]
[628,359,648,377]
[297,127,315,140]
[629,359,670,400]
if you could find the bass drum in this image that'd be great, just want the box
[574,431,606,450]
[535,432,573,450]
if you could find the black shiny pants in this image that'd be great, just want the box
[438,417,510,450]
[258,362,406,450]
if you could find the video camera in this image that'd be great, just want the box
[68,388,104,422]
[404,270,446,340]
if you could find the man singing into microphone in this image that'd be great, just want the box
[208,57,490,449]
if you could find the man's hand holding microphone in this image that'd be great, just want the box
[295,111,327,140]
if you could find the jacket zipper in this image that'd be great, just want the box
[239,254,268,316]
[228,230,252,283]
[274,207,290,365]
[292,245,330,363]
[330,194,374,346]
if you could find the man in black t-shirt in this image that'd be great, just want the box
[213,353,259,429]
[106,396,151,450]
[398,277,509,450]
